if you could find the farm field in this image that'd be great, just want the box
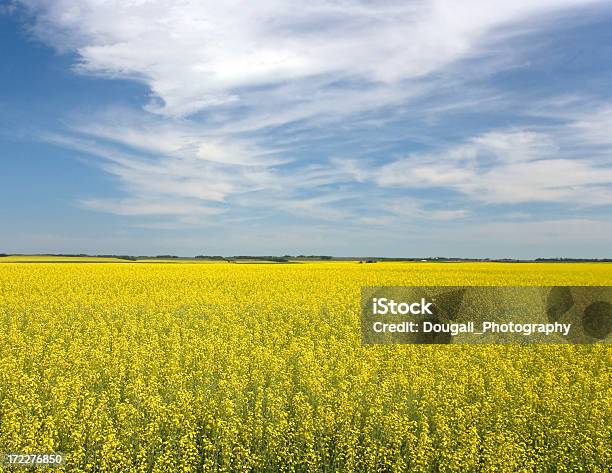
[0,261,610,472]
[0,256,132,263]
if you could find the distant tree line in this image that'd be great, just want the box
[231,256,290,263]
[0,253,610,262]
[295,255,333,260]
[534,258,612,262]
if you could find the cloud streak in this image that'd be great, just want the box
[373,125,612,205]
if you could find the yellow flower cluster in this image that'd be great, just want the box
[0,262,610,472]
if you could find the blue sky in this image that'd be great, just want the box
[2,0,612,258]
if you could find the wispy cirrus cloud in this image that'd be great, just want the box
[18,0,601,118]
[43,131,278,216]
[7,0,612,255]
[368,112,612,206]
[44,102,612,225]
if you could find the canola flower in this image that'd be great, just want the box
[0,261,610,472]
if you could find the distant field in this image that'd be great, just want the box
[0,255,131,263]
[0,262,610,471]
[0,256,292,264]
[134,259,230,264]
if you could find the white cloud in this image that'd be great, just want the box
[46,107,612,223]
[360,198,469,224]
[43,132,280,214]
[374,125,612,205]
[82,198,223,217]
[71,110,288,166]
[466,218,612,245]
[18,0,603,118]
[567,106,612,148]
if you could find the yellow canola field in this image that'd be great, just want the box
[0,262,610,472]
